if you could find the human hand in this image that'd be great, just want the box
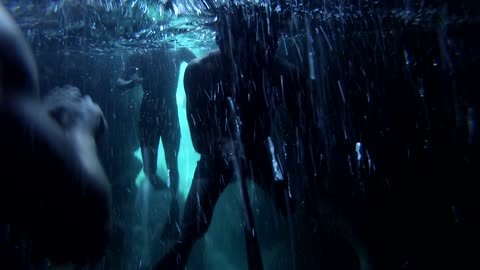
[45,85,107,138]
[74,95,107,138]
[130,72,144,82]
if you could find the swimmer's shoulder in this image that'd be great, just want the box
[185,50,222,76]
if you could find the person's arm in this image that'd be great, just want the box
[116,55,143,91]
[116,72,143,90]
[1,3,111,266]
[0,96,112,265]
[277,58,315,135]
[276,58,321,188]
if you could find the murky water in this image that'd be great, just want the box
[2,1,479,269]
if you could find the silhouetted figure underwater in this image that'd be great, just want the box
[117,47,196,240]
[153,3,313,269]
[0,4,112,269]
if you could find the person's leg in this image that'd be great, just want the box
[160,110,181,239]
[153,155,231,270]
[138,106,166,190]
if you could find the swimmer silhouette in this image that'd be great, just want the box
[0,3,112,268]
[117,47,196,240]
[153,4,311,270]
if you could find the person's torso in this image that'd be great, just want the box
[191,52,287,151]
[131,50,182,100]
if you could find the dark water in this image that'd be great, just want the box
[3,1,479,269]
